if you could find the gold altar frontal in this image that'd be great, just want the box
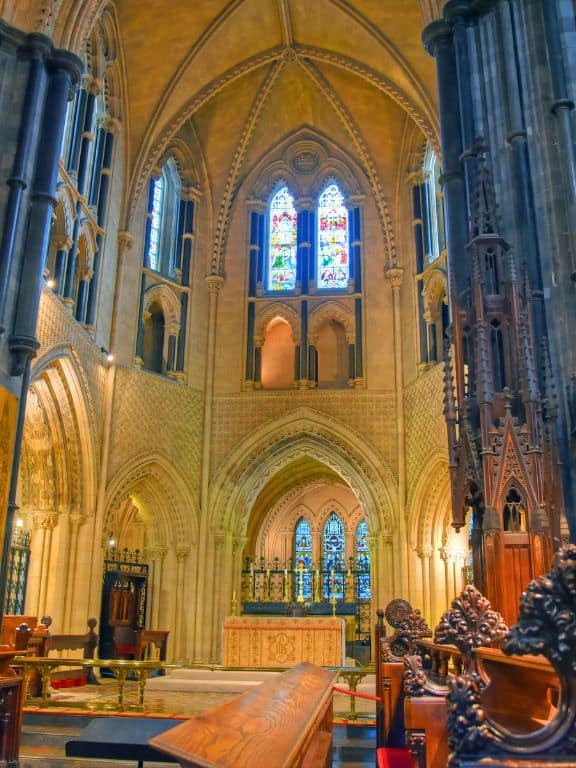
[222,616,345,668]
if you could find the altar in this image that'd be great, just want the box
[222,615,345,668]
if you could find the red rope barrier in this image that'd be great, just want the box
[333,685,382,702]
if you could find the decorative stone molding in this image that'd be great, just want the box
[206,274,225,294]
[385,267,404,288]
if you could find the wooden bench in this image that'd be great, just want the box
[150,662,337,768]
[446,545,575,767]
[66,716,184,767]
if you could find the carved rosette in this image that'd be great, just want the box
[434,585,508,663]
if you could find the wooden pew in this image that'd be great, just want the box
[401,585,508,768]
[150,662,337,768]
[446,546,574,767]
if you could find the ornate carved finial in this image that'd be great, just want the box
[541,337,558,420]
[443,342,457,422]
[470,142,499,239]
[403,654,427,697]
[475,322,493,405]
[434,585,508,664]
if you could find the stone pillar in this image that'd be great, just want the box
[254,337,263,387]
[74,266,93,324]
[9,49,82,376]
[193,275,224,661]
[298,300,309,387]
[232,536,248,608]
[354,298,364,387]
[210,530,226,661]
[386,266,408,595]
[173,547,189,662]
[417,546,433,625]
[166,323,179,373]
[296,197,314,294]
[145,547,167,631]
[52,235,72,295]
[76,76,101,196]
[30,511,58,618]
[63,513,83,631]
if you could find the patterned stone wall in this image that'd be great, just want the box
[36,290,106,444]
[211,390,398,479]
[405,364,447,498]
[108,365,203,494]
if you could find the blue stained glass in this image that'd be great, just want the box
[294,517,312,599]
[269,186,297,291]
[148,177,164,271]
[317,183,349,289]
[355,519,371,599]
[323,513,344,599]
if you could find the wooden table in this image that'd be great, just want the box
[222,615,345,667]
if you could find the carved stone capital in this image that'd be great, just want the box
[205,274,225,294]
[32,511,58,530]
[117,231,134,253]
[54,235,73,251]
[385,267,404,288]
[233,536,248,554]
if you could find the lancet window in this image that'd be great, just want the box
[268,186,298,291]
[317,183,349,289]
[322,513,345,599]
[355,520,371,599]
[294,517,312,600]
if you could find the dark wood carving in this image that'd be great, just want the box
[433,585,508,668]
[442,147,560,625]
[446,544,576,764]
[381,600,432,661]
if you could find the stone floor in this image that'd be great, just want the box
[19,676,375,766]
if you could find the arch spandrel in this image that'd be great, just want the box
[209,407,397,539]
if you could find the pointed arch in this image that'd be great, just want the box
[104,451,197,550]
[210,407,397,539]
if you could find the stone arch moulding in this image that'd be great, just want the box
[308,301,355,344]
[129,44,437,225]
[406,452,451,553]
[249,131,364,204]
[104,450,197,551]
[255,302,300,342]
[30,346,98,518]
[143,282,182,329]
[209,407,398,539]
[55,184,76,238]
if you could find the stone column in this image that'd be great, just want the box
[74,266,93,324]
[193,275,224,661]
[30,511,58,618]
[232,536,248,607]
[63,513,83,631]
[145,547,167,630]
[418,546,433,625]
[296,197,314,294]
[52,235,73,296]
[173,547,189,662]
[386,267,408,595]
[166,323,180,374]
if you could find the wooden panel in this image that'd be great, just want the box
[502,536,530,625]
[150,662,337,768]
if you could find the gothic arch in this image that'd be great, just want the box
[54,184,76,238]
[210,407,397,538]
[27,348,98,519]
[406,453,451,552]
[309,301,354,344]
[104,451,196,551]
[143,283,181,329]
[255,302,299,342]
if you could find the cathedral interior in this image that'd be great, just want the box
[0,0,575,679]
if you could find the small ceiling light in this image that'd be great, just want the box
[46,279,56,289]
[106,352,115,363]
[15,517,23,528]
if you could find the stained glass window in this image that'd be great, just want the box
[294,517,312,600]
[323,512,345,599]
[148,176,164,272]
[317,183,349,289]
[269,186,297,291]
[355,519,371,599]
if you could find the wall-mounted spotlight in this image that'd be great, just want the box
[100,347,115,364]
[46,278,56,289]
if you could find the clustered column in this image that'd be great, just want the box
[245,202,265,387]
